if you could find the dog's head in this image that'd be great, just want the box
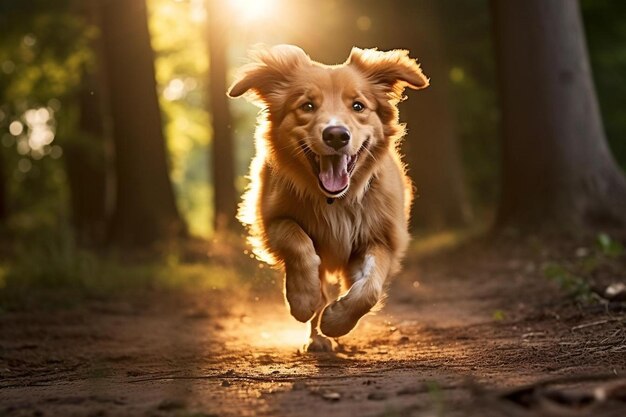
[228,45,428,199]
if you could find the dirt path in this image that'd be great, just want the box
[1,243,626,416]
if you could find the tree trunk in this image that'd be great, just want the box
[207,0,237,233]
[99,0,185,246]
[64,0,110,246]
[397,0,473,231]
[492,0,626,232]
[64,86,109,246]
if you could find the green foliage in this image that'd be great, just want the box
[147,0,212,237]
[0,0,95,238]
[596,232,624,258]
[6,226,97,288]
[543,262,594,303]
[0,228,248,310]
[0,15,95,103]
[542,232,624,303]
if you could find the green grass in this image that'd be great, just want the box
[0,228,276,311]
[0,258,249,311]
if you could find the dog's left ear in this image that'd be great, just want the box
[347,47,429,100]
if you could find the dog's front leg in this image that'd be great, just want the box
[320,245,391,337]
[267,219,322,323]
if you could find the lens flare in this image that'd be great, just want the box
[229,0,277,23]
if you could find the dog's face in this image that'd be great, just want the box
[228,45,428,198]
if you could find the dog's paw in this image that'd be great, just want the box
[320,299,358,337]
[306,335,333,353]
[320,297,374,338]
[285,265,322,323]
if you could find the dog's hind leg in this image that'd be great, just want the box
[320,246,391,338]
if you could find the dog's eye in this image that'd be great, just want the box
[300,102,315,112]
[352,101,365,112]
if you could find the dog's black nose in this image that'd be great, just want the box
[322,126,351,150]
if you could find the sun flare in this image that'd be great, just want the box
[231,308,310,350]
[229,0,277,23]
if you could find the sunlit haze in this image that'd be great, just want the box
[228,0,278,23]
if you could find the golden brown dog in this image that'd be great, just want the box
[228,45,428,351]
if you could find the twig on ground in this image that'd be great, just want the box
[571,318,623,331]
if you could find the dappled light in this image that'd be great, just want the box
[4,106,61,177]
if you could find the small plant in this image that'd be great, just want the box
[492,309,506,321]
[426,381,446,417]
[596,232,624,258]
[543,262,595,303]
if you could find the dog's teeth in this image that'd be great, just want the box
[315,155,320,163]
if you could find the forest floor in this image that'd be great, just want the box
[1,236,626,417]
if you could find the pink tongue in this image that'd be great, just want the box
[319,155,349,193]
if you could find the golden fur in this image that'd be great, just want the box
[228,45,428,351]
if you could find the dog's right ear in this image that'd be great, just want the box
[227,44,310,107]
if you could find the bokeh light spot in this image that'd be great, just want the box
[2,60,15,74]
[450,66,465,83]
[23,34,36,47]
[50,145,63,159]
[163,78,186,101]
[16,139,29,155]
[17,158,32,173]
[9,121,23,136]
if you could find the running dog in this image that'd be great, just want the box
[228,45,428,351]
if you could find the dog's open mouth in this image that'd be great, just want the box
[300,139,370,197]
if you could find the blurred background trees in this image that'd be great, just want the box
[100,0,186,246]
[0,0,625,258]
[207,0,237,233]
[492,0,626,232]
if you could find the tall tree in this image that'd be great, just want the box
[207,0,237,233]
[492,0,626,232]
[64,0,110,246]
[64,80,110,246]
[99,0,185,246]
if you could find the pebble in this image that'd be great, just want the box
[322,392,341,401]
